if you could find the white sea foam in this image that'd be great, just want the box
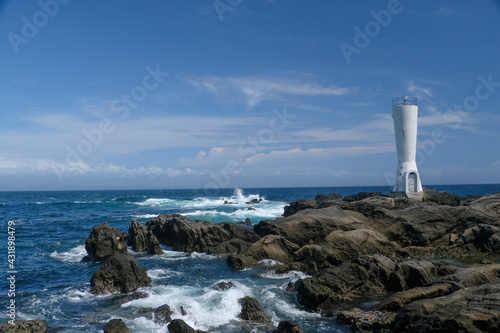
[132,214,158,219]
[259,270,311,281]
[49,245,87,263]
[124,282,251,331]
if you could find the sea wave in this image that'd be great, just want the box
[49,245,87,263]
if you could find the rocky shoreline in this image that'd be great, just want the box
[4,189,500,333]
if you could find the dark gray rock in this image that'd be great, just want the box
[90,252,151,294]
[423,189,461,206]
[0,320,48,333]
[282,200,319,217]
[336,308,395,331]
[215,281,236,290]
[273,320,308,333]
[238,296,273,324]
[315,193,343,202]
[343,192,386,202]
[146,214,260,255]
[85,222,128,261]
[103,319,131,333]
[127,220,163,254]
[167,319,207,333]
[153,304,173,325]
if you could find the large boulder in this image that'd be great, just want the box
[128,220,163,254]
[282,200,319,217]
[255,206,366,247]
[90,252,151,294]
[85,222,128,261]
[0,320,48,333]
[315,193,343,202]
[227,235,300,270]
[295,255,396,314]
[387,260,439,292]
[393,279,500,333]
[146,214,260,255]
[238,296,273,324]
[423,189,461,206]
[103,319,131,333]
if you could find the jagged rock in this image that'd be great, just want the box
[227,235,300,270]
[393,279,500,333]
[423,189,461,206]
[146,214,260,255]
[103,319,131,333]
[127,220,163,254]
[0,320,48,333]
[387,260,439,292]
[336,308,395,331]
[238,296,273,324]
[85,222,128,261]
[325,228,399,259]
[167,319,207,333]
[153,304,173,325]
[215,281,236,290]
[273,320,308,333]
[343,192,386,202]
[256,206,366,247]
[453,223,500,251]
[246,198,263,204]
[90,253,151,294]
[295,255,396,314]
[315,193,343,202]
[282,200,319,217]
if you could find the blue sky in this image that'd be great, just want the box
[1,0,499,191]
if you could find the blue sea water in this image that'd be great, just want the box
[0,184,499,332]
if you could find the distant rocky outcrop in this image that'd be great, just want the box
[90,252,151,294]
[85,222,128,261]
[314,193,343,202]
[0,320,48,333]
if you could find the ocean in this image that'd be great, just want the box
[1,184,500,332]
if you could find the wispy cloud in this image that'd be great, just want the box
[184,75,355,108]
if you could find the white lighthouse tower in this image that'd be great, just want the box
[392,96,423,199]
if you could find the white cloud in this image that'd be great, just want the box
[243,145,395,165]
[184,75,355,109]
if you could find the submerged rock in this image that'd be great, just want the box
[0,320,48,333]
[153,304,173,325]
[103,319,132,333]
[90,252,151,294]
[273,320,308,333]
[85,222,128,261]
